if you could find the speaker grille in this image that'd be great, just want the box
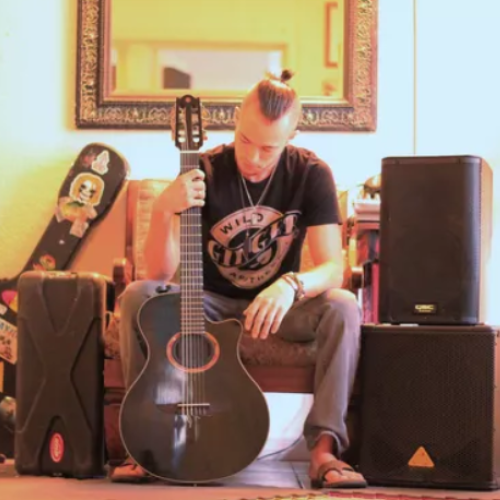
[359,325,500,489]
[390,227,464,301]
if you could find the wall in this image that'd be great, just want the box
[4,0,497,457]
[0,0,415,288]
[416,0,500,324]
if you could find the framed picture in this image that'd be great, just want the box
[76,0,378,131]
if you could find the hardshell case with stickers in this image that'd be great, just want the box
[0,142,129,458]
[14,271,113,478]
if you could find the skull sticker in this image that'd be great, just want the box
[55,173,105,237]
[78,179,97,204]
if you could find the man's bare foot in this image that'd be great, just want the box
[309,435,366,489]
[109,457,154,483]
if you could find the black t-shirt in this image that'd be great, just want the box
[197,143,341,299]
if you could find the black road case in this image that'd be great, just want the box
[14,271,112,478]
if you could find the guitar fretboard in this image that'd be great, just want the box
[180,151,204,335]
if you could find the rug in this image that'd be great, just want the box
[231,494,497,500]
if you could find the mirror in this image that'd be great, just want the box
[76,0,378,131]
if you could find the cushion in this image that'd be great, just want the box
[132,179,172,281]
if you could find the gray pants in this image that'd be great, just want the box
[118,280,361,455]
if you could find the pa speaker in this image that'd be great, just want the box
[359,324,500,490]
[378,155,492,325]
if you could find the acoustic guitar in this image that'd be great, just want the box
[119,95,270,484]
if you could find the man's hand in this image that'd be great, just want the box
[243,278,295,339]
[154,169,206,215]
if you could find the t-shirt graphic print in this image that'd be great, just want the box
[207,205,301,290]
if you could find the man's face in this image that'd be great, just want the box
[234,101,296,181]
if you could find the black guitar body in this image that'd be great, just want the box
[119,292,270,483]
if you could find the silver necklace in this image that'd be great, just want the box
[239,165,278,224]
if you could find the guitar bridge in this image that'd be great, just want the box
[156,402,211,416]
[177,403,211,415]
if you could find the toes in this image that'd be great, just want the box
[325,469,344,482]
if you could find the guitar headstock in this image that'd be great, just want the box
[174,95,204,151]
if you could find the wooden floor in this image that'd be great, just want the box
[3,459,500,500]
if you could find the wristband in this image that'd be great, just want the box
[281,274,298,296]
[282,272,305,301]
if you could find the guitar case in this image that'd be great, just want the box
[15,271,113,478]
[0,143,129,457]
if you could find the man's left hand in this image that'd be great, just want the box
[243,278,295,339]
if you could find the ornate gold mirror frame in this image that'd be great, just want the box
[75,0,377,131]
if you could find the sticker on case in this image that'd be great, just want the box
[91,150,110,175]
[0,318,17,365]
[33,254,56,271]
[1,290,17,314]
[55,173,105,238]
[0,396,15,431]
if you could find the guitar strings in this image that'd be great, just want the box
[179,102,207,431]
[181,122,191,421]
[191,123,200,420]
[193,123,204,422]
[180,132,187,420]
[180,113,203,424]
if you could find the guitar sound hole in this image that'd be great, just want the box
[171,334,216,370]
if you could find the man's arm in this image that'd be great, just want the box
[296,222,344,298]
[143,206,180,281]
[143,168,206,281]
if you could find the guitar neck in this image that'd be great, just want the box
[179,151,204,333]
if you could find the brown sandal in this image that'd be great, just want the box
[310,458,367,489]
